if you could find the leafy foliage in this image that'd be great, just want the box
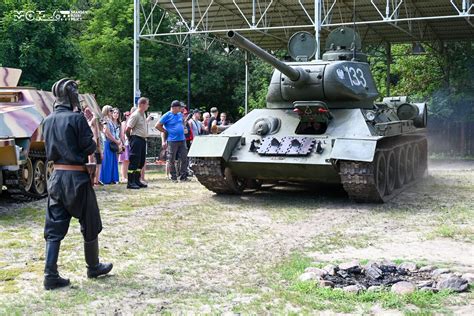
[0,0,84,90]
[1,1,472,122]
[78,0,134,110]
[369,43,474,121]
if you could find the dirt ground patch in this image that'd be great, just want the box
[0,160,473,314]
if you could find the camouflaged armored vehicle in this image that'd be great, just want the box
[0,67,102,197]
[189,28,427,203]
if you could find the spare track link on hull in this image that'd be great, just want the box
[339,136,427,203]
[189,158,240,194]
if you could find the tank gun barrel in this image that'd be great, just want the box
[227,31,301,82]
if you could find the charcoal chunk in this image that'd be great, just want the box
[365,263,383,280]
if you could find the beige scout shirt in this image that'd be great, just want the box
[127,111,148,138]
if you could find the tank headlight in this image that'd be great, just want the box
[365,110,376,121]
[255,120,270,136]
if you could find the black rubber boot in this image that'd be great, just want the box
[43,241,70,290]
[135,171,148,188]
[84,238,113,278]
[127,172,140,189]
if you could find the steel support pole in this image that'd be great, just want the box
[133,0,140,105]
[314,0,321,60]
[187,35,192,111]
[187,0,195,111]
[386,42,391,96]
[245,51,249,114]
[252,0,256,26]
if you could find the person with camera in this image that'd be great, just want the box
[42,78,113,290]
[125,97,149,189]
[100,106,122,184]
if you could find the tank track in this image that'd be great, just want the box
[4,150,48,200]
[190,136,427,202]
[339,136,427,203]
[189,158,240,194]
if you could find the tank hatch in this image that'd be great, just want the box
[288,32,316,62]
[323,27,367,62]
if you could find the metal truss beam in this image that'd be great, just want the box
[139,1,474,42]
[134,0,474,104]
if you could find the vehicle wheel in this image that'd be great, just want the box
[32,160,47,195]
[418,140,428,177]
[374,152,386,198]
[46,161,54,182]
[385,150,396,195]
[395,146,406,188]
[224,167,246,194]
[22,158,34,192]
[405,145,414,183]
[412,144,420,179]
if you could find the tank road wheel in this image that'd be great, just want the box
[46,161,54,182]
[224,167,246,194]
[385,150,396,195]
[405,145,414,183]
[395,147,406,188]
[418,140,428,177]
[374,152,387,198]
[32,160,47,196]
[21,158,34,192]
[412,144,421,179]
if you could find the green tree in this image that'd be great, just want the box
[0,0,84,90]
[78,0,134,110]
[368,42,474,121]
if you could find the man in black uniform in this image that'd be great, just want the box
[42,78,112,290]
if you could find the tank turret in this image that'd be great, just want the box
[227,28,379,109]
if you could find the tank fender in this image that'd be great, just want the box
[330,138,378,162]
[188,135,241,161]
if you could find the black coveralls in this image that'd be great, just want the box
[43,106,102,242]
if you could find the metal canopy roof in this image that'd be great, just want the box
[142,0,474,49]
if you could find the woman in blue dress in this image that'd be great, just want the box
[100,106,122,184]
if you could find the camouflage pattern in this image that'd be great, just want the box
[0,67,22,87]
[0,67,102,197]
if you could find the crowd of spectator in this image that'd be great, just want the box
[83,103,146,187]
[155,102,233,182]
[83,99,232,187]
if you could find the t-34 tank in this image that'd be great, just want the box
[0,67,102,198]
[189,28,427,202]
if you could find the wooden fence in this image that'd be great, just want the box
[428,119,474,156]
